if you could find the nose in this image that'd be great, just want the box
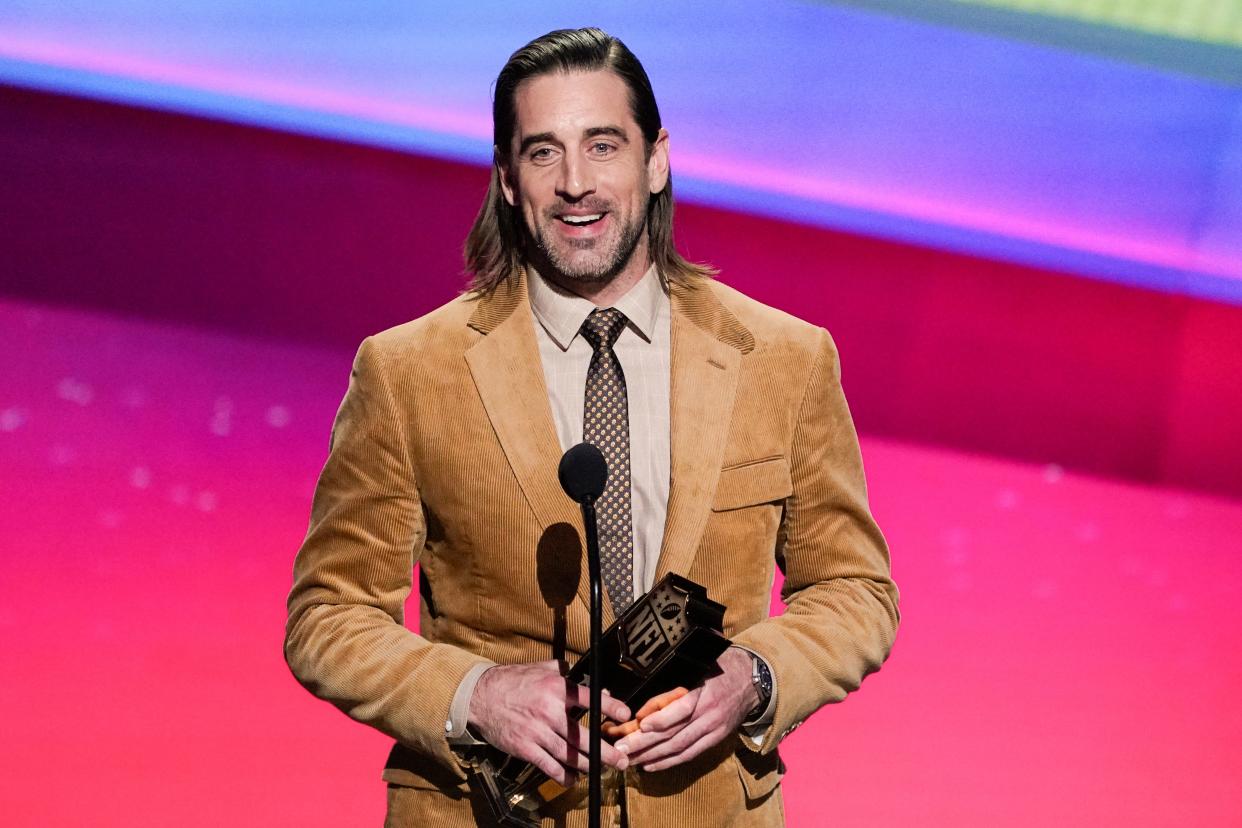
[555,151,595,202]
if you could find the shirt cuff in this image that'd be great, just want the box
[730,645,776,746]
[445,661,496,746]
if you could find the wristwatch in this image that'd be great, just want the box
[746,652,773,723]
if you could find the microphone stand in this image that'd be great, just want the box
[579,493,604,828]
[558,442,609,828]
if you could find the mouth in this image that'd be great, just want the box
[557,212,606,228]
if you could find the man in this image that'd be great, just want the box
[285,27,898,827]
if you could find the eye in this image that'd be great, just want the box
[590,141,615,156]
[527,146,562,166]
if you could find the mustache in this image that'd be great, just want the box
[542,198,614,218]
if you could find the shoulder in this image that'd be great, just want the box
[696,277,834,361]
[361,291,482,363]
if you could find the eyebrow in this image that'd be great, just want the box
[585,126,629,143]
[517,125,630,156]
[517,131,556,156]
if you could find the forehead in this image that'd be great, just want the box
[511,69,636,144]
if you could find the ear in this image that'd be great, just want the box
[647,128,670,194]
[496,149,517,207]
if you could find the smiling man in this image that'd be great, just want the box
[285,27,898,827]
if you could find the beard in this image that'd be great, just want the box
[526,198,647,286]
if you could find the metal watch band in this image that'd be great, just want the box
[747,652,773,722]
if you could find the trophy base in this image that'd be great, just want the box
[470,753,542,828]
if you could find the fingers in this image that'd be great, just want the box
[634,686,689,720]
[600,718,639,739]
[575,723,630,771]
[601,687,689,738]
[529,722,629,781]
[526,746,579,787]
[568,681,631,724]
[519,729,630,789]
[640,729,717,772]
[636,686,700,733]
[540,693,630,773]
[614,689,700,759]
[600,693,631,725]
[499,718,583,787]
[627,711,712,763]
[522,722,595,787]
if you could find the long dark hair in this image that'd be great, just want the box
[464,27,715,294]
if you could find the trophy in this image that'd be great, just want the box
[465,573,731,827]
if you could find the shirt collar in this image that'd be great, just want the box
[527,263,666,352]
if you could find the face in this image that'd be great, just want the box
[499,69,669,288]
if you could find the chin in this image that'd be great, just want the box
[543,249,625,285]
[562,260,621,283]
[528,224,640,288]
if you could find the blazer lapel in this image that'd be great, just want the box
[465,271,580,542]
[464,271,610,625]
[654,281,754,583]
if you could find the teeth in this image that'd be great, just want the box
[561,214,603,225]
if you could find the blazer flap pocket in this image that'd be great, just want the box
[712,457,792,512]
[734,745,785,802]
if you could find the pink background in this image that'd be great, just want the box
[3,298,1240,825]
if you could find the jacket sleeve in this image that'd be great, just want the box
[731,327,900,752]
[283,336,492,778]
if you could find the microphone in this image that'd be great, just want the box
[558,442,607,504]
[558,442,608,828]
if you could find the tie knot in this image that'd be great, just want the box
[580,308,628,351]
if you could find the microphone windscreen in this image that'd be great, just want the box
[558,443,608,503]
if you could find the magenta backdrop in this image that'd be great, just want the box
[2,299,1239,825]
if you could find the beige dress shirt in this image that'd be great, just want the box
[529,262,672,596]
[445,265,773,744]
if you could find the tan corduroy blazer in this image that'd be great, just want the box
[285,269,899,827]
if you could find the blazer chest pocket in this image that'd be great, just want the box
[712,456,792,511]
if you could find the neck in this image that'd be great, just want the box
[532,244,653,308]
[552,266,647,308]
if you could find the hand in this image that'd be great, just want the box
[468,660,632,786]
[614,647,759,772]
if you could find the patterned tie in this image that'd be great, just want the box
[580,308,634,617]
